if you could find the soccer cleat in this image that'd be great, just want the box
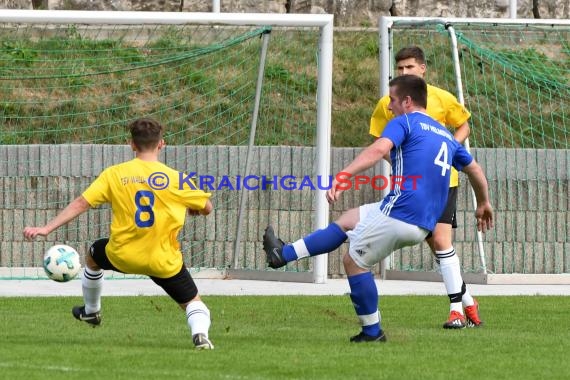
[443,310,466,329]
[192,333,214,350]
[464,299,483,327]
[349,331,387,343]
[263,225,288,269]
[72,305,101,327]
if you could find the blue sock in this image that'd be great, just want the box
[282,223,348,262]
[348,271,381,337]
[282,245,297,262]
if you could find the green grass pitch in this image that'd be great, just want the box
[1,295,569,379]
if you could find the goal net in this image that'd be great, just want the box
[380,17,569,278]
[0,11,333,281]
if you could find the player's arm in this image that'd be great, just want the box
[369,96,393,164]
[461,161,493,233]
[440,89,471,143]
[180,173,213,216]
[453,121,470,144]
[23,196,91,240]
[344,137,393,174]
[327,137,394,203]
[369,96,392,138]
[188,199,213,216]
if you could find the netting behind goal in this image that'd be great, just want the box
[382,18,569,275]
[0,12,333,280]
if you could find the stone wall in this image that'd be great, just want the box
[1,145,568,276]
[1,0,568,25]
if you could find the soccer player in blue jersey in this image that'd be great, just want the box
[371,46,479,329]
[263,75,493,342]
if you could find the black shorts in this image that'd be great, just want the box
[89,238,198,304]
[438,187,458,228]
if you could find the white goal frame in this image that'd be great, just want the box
[0,10,334,284]
[378,16,570,284]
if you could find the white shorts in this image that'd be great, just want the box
[346,203,429,270]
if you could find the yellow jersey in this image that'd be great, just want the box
[369,84,471,187]
[82,158,211,278]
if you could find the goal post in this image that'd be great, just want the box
[0,10,333,283]
[379,16,570,283]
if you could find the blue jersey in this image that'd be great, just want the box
[379,111,473,231]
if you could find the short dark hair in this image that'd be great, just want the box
[395,46,425,65]
[388,74,428,108]
[128,118,164,151]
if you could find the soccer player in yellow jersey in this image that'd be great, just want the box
[370,46,482,328]
[23,118,215,349]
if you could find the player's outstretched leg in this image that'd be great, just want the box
[72,305,101,327]
[263,223,349,269]
[263,226,287,269]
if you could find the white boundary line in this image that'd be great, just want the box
[2,278,569,297]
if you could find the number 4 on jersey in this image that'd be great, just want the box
[434,142,451,176]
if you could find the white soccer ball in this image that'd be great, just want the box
[43,244,82,282]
